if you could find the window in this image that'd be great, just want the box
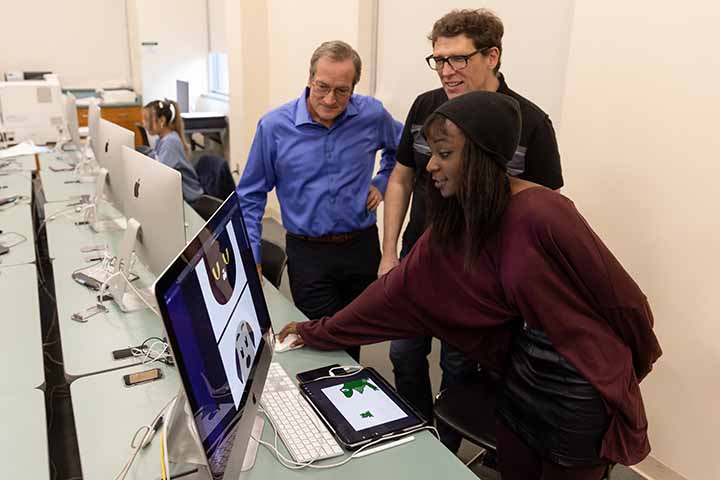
[209,52,229,96]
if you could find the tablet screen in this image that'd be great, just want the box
[300,368,425,448]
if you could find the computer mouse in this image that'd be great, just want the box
[275,334,303,353]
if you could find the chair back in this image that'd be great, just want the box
[196,154,235,200]
[192,194,224,221]
[261,239,287,288]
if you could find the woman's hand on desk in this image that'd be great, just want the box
[278,322,305,348]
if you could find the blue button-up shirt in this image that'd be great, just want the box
[237,89,402,263]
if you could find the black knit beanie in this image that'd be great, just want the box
[424,91,522,170]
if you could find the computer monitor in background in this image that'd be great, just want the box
[154,191,273,479]
[0,79,65,145]
[91,119,134,225]
[86,98,101,157]
[108,146,186,312]
[63,93,81,152]
[176,80,189,113]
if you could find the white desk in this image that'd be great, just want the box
[0,390,50,479]
[0,264,44,391]
[0,203,35,268]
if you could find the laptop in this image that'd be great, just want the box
[154,191,273,479]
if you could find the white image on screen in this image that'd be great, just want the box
[195,221,262,408]
[321,378,407,431]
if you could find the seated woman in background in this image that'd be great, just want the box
[279,91,662,480]
[142,99,204,203]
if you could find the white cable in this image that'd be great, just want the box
[131,340,170,365]
[0,231,28,248]
[252,417,439,470]
[38,203,93,233]
[114,395,177,480]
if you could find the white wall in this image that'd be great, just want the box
[266,0,361,108]
[560,2,720,479]
[0,0,132,88]
[375,1,575,126]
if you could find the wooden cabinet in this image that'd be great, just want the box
[77,105,143,147]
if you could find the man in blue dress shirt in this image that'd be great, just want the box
[237,41,402,361]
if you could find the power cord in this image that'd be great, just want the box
[114,395,177,480]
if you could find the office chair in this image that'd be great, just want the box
[260,239,287,289]
[192,194,224,221]
[434,373,615,479]
[196,154,235,201]
[135,123,150,147]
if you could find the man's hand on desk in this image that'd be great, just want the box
[366,185,382,212]
[278,322,305,348]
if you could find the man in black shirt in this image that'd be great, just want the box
[379,9,564,451]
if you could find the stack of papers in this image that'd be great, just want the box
[0,141,51,160]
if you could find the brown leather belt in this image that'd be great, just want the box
[286,225,375,245]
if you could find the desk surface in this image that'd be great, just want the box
[0,202,35,268]
[0,390,49,479]
[45,202,203,378]
[0,168,33,198]
[0,264,44,391]
[40,164,95,204]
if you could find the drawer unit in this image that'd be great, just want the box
[77,105,143,147]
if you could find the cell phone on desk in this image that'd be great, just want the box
[71,271,102,290]
[296,364,343,384]
[123,368,163,386]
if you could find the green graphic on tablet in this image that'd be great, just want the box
[341,379,379,398]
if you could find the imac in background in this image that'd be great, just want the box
[108,145,186,312]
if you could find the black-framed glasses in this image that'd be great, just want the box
[425,46,492,71]
[311,80,352,98]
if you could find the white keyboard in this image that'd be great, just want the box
[261,362,344,463]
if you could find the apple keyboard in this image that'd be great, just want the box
[261,362,344,463]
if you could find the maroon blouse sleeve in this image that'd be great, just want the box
[297,241,433,351]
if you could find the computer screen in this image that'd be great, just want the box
[64,93,81,149]
[121,146,185,276]
[87,99,101,156]
[155,191,272,479]
[176,80,189,113]
[96,119,134,214]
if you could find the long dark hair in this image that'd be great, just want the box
[425,114,511,269]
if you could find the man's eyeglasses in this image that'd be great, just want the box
[425,47,492,71]
[311,80,352,99]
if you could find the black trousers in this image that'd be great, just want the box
[285,226,381,362]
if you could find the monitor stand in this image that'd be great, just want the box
[166,391,265,479]
[84,168,125,232]
[106,218,157,313]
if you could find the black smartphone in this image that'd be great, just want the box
[112,346,144,360]
[123,368,163,386]
[296,364,343,384]
[71,271,102,290]
[0,196,18,206]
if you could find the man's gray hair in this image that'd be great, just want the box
[309,40,362,86]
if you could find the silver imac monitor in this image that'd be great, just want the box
[86,98,101,157]
[0,79,65,145]
[93,119,134,216]
[63,93,81,152]
[109,146,186,312]
[121,145,186,276]
[154,191,273,479]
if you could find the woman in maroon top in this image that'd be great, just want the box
[279,91,661,480]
